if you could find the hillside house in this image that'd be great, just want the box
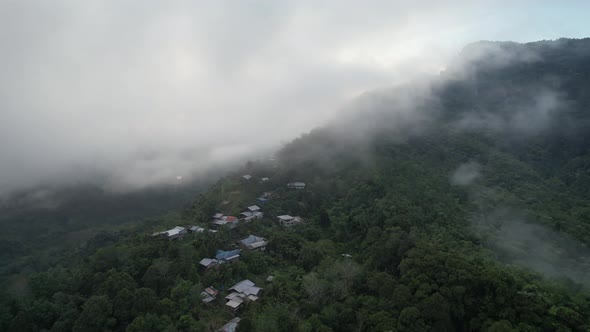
[287,182,306,190]
[256,196,270,204]
[218,318,241,332]
[151,226,187,240]
[247,205,261,212]
[215,249,241,263]
[261,177,270,182]
[225,280,261,310]
[239,211,263,222]
[212,215,239,229]
[239,235,268,251]
[189,226,205,233]
[277,215,304,227]
[213,213,224,220]
[242,174,252,180]
[246,211,263,222]
[201,286,219,304]
[199,258,219,270]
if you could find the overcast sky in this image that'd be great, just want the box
[1,0,589,193]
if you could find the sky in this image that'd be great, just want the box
[1,0,589,194]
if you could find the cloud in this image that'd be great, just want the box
[0,1,586,194]
[451,162,481,186]
[473,208,590,286]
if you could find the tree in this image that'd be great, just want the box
[397,307,427,332]
[113,288,135,325]
[177,315,205,332]
[72,296,115,332]
[126,313,168,332]
[487,320,514,332]
[236,317,253,332]
[133,288,158,315]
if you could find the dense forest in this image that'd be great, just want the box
[2,38,590,331]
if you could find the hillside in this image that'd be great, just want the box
[2,38,590,331]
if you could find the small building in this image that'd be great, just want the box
[277,215,304,227]
[201,286,219,304]
[261,177,270,182]
[225,293,246,311]
[247,205,261,212]
[266,275,275,283]
[213,213,224,220]
[215,249,241,263]
[152,226,187,240]
[256,196,270,204]
[229,279,262,297]
[218,318,241,332]
[244,211,263,222]
[287,182,306,190]
[225,280,262,311]
[239,235,268,251]
[239,211,253,219]
[242,174,252,180]
[199,258,219,270]
[212,216,239,229]
[189,226,205,233]
[240,210,263,222]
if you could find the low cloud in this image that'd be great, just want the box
[450,162,481,186]
[473,208,590,286]
[0,1,586,195]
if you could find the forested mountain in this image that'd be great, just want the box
[2,38,590,331]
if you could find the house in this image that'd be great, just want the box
[287,182,306,190]
[256,196,270,204]
[239,206,263,222]
[247,205,261,212]
[225,292,246,311]
[225,280,262,310]
[242,174,252,180]
[261,177,270,182]
[189,226,205,233]
[239,235,268,251]
[239,211,253,219]
[213,213,224,220]
[201,286,219,304]
[229,279,262,297]
[244,211,263,222]
[152,226,187,240]
[199,258,219,270]
[277,215,304,227]
[266,275,275,283]
[240,210,263,222]
[218,317,241,332]
[215,249,241,263]
[212,215,239,229]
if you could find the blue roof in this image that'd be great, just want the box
[240,235,265,245]
[215,249,241,260]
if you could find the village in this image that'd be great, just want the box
[150,175,307,331]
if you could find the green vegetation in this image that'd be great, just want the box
[2,39,590,331]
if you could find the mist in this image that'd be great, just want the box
[473,208,590,287]
[450,161,590,287]
[2,1,589,196]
